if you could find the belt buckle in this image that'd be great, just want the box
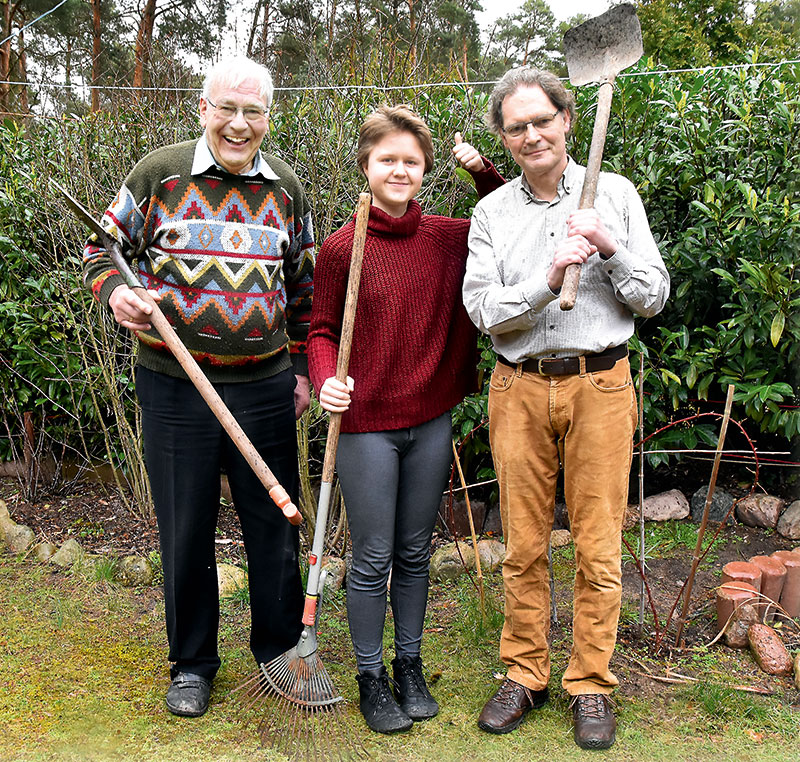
[537,358,550,376]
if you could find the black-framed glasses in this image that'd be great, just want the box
[206,98,267,123]
[502,111,560,138]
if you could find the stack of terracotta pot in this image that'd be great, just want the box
[716,548,800,644]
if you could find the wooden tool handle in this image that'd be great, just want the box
[320,192,371,484]
[139,291,302,525]
[560,80,614,311]
[302,192,371,618]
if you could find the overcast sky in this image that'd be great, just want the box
[477,0,611,27]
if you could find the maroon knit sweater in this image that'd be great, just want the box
[308,164,504,433]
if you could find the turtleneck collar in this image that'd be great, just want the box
[364,199,422,238]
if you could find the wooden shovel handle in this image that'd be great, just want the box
[137,290,302,525]
[560,80,614,311]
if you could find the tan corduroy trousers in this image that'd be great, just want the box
[488,356,637,696]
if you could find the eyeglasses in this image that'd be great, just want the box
[206,98,267,123]
[502,111,560,138]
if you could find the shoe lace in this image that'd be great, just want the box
[396,659,426,693]
[495,679,528,708]
[369,674,398,708]
[572,694,611,719]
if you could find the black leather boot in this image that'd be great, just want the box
[356,667,413,734]
[392,656,439,720]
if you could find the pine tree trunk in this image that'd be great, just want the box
[133,0,157,95]
[91,0,101,111]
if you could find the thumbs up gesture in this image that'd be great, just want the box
[452,132,485,172]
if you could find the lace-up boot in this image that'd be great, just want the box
[477,677,549,734]
[391,656,439,720]
[571,693,616,749]
[356,667,413,734]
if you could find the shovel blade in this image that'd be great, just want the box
[563,3,643,86]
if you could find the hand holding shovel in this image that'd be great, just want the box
[559,3,643,310]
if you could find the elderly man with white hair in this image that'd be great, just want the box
[83,56,314,717]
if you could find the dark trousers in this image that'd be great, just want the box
[336,412,453,673]
[136,366,304,681]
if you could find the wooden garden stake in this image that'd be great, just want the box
[638,353,646,627]
[452,439,486,624]
[674,384,735,647]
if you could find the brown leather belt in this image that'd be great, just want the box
[497,344,628,376]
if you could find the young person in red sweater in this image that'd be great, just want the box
[307,105,503,734]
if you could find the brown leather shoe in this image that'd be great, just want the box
[571,694,616,749]
[477,678,549,734]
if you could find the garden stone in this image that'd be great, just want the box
[217,563,247,598]
[736,494,784,529]
[776,500,800,540]
[794,653,800,691]
[477,539,505,570]
[642,490,690,521]
[115,555,155,587]
[690,486,735,524]
[622,503,639,530]
[430,542,495,582]
[551,529,572,548]
[34,542,58,562]
[50,539,83,567]
[722,601,759,649]
[321,556,346,593]
[0,499,9,522]
[747,623,793,676]
[4,522,35,554]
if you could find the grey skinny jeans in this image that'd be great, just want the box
[336,412,452,673]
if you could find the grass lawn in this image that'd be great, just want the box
[2,535,799,762]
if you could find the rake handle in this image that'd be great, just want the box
[302,192,371,626]
[560,79,614,311]
[134,289,302,525]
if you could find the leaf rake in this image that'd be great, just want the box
[236,192,372,761]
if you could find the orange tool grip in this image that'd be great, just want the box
[269,486,302,526]
[302,595,318,626]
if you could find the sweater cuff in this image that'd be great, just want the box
[290,352,309,377]
[470,159,504,198]
[96,271,128,310]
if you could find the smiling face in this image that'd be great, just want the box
[199,77,268,175]
[500,85,571,192]
[362,130,426,218]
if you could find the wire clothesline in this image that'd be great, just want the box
[1,59,798,96]
[0,0,70,48]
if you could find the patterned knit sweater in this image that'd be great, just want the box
[308,162,503,433]
[82,139,315,382]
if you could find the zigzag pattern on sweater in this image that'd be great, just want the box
[140,271,284,330]
[98,181,297,328]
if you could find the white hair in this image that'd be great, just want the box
[202,56,274,109]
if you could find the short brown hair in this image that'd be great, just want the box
[485,67,575,135]
[357,105,435,173]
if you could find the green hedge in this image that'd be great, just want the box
[1,60,797,505]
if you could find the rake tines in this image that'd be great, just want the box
[235,651,366,762]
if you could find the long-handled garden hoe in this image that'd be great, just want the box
[54,181,302,526]
[238,192,372,761]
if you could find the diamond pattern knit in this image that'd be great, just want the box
[83,139,314,382]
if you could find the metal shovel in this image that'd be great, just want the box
[559,3,643,310]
